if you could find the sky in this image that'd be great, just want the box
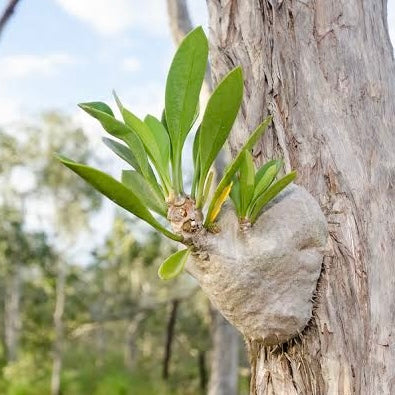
[0,0,207,125]
[0,0,394,261]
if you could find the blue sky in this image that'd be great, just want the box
[0,0,393,261]
[0,0,207,125]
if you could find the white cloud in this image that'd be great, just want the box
[0,53,76,78]
[0,97,22,124]
[55,0,169,36]
[121,57,141,72]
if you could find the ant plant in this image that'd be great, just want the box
[57,27,296,280]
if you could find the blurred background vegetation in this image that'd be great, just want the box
[0,114,250,394]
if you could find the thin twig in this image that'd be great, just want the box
[0,0,21,39]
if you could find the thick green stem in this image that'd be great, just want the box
[171,150,184,197]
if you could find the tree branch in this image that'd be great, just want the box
[166,0,212,91]
[0,0,21,39]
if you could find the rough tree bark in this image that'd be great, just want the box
[206,0,395,394]
[208,310,239,395]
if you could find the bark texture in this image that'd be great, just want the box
[208,309,239,395]
[206,0,395,394]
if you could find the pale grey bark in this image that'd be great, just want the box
[208,309,239,395]
[4,266,21,363]
[206,0,395,394]
[51,261,66,395]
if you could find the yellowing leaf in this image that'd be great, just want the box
[207,182,233,225]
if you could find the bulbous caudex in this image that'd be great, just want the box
[172,185,328,346]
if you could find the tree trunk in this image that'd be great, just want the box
[4,265,21,363]
[208,309,239,395]
[162,299,179,380]
[51,261,66,395]
[206,0,395,394]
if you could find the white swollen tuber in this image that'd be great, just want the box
[187,185,327,345]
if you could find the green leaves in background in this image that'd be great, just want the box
[196,67,243,207]
[204,116,272,227]
[165,26,208,194]
[158,248,191,280]
[56,155,182,242]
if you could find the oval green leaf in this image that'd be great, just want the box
[165,26,208,155]
[198,67,243,204]
[158,249,191,280]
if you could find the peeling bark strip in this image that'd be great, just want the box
[207,0,395,394]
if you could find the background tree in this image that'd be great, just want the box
[31,112,101,395]
[206,1,395,394]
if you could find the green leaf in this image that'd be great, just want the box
[254,159,280,185]
[249,171,297,223]
[56,155,182,242]
[144,115,171,175]
[165,26,208,194]
[122,170,167,217]
[158,249,191,280]
[102,137,164,199]
[165,26,208,154]
[81,101,114,116]
[239,151,255,217]
[191,128,201,198]
[251,161,281,204]
[201,169,214,207]
[197,67,243,205]
[192,127,200,168]
[161,109,168,131]
[204,116,272,226]
[121,108,171,186]
[102,137,141,172]
[79,102,152,183]
[229,177,241,217]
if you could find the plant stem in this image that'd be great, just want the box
[171,150,184,196]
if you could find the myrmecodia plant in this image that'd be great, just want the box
[57,27,296,280]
